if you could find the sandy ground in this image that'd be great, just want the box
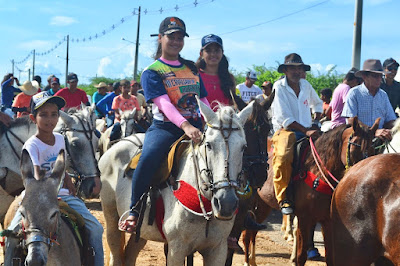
[1,199,326,265]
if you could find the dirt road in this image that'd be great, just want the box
[1,199,326,265]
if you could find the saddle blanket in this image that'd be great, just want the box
[155,181,212,239]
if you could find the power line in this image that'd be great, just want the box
[218,0,330,36]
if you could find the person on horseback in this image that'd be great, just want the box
[5,92,104,266]
[271,53,323,215]
[118,17,210,232]
[342,59,396,142]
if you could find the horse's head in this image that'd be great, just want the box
[120,108,137,137]
[196,98,253,220]
[56,105,101,199]
[342,116,380,167]
[20,149,65,266]
[242,93,274,188]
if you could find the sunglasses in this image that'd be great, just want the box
[387,65,399,71]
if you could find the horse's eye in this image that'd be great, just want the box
[242,145,247,152]
[205,142,212,150]
[50,211,58,220]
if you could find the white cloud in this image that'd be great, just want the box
[50,16,78,26]
[97,57,111,77]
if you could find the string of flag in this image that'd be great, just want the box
[13,0,215,64]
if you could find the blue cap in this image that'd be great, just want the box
[201,34,223,49]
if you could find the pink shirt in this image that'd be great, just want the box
[330,83,351,129]
[112,94,140,122]
[200,70,230,110]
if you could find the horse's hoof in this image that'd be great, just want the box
[286,235,294,242]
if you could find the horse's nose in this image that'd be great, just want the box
[91,177,102,197]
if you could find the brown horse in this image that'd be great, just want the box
[242,117,379,266]
[224,96,274,266]
[331,153,400,265]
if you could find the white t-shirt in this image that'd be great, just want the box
[23,132,69,196]
[236,83,263,103]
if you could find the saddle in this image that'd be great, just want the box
[125,135,191,185]
[291,137,333,196]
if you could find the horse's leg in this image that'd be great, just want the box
[321,220,333,266]
[296,216,313,266]
[224,249,234,266]
[289,216,298,265]
[165,243,187,266]
[202,241,229,266]
[284,214,294,242]
[242,229,254,266]
[281,214,287,233]
[124,236,147,266]
[101,199,124,266]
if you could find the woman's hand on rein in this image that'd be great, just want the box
[181,121,202,143]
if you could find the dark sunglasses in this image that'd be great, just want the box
[387,65,399,71]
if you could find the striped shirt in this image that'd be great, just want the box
[342,83,396,128]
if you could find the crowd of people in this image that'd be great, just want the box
[1,14,399,265]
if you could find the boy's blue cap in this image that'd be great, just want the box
[201,34,223,49]
[30,92,65,111]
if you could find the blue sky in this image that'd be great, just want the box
[1,0,398,86]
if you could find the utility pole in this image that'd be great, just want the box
[352,0,363,69]
[133,6,141,80]
[28,68,31,81]
[32,49,35,79]
[11,60,14,75]
[65,35,70,87]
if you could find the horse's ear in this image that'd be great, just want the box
[351,116,360,133]
[262,89,275,112]
[131,108,138,119]
[370,117,381,135]
[80,102,87,110]
[197,96,217,123]
[89,103,96,113]
[59,110,74,125]
[20,149,35,186]
[237,101,254,126]
[50,150,66,184]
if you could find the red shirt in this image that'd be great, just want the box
[12,92,33,117]
[55,88,88,109]
[200,71,230,110]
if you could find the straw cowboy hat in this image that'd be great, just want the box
[19,81,39,96]
[355,59,388,78]
[94,82,108,88]
[278,53,311,73]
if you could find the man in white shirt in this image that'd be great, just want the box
[236,70,262,103]
[271,53,323,215]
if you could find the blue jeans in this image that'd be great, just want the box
[129,119,201,214]
[59,195,104,266]
[6,195,104,266]
[106,114,115,128]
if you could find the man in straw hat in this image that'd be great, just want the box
[342,59,396,141]
[11,80,39,117]
[93,81,108,118]
[271,53,323,215]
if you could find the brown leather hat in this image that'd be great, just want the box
[278,53,311,73]
[355,59,388,78]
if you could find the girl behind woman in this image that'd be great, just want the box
[119,17,210,232]
[196,34,246,111]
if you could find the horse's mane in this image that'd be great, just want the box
[246,100,271,134]
[392,117,400,135]
[217,105,244,133]
[0,116,34,135]
[305,124,350,172]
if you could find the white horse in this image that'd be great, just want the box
[98,109,139,157]
[384,117,400,153]
[0,105,101,224]
[99,99,254,265]
[15,149,81,265]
